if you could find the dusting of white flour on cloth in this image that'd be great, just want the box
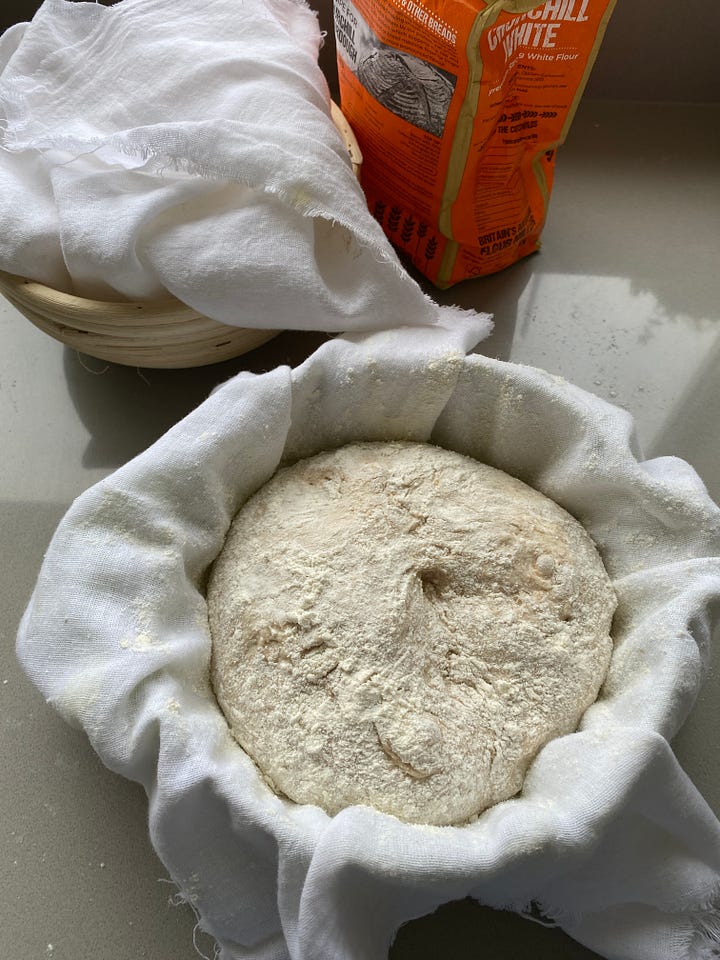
[208,441,616,826]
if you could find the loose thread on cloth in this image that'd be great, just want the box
[75,352,110,376]
[159,877,218,960]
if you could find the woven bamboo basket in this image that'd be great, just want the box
[0,102,363,369]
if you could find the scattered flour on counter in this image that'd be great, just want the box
[208,442,616,826]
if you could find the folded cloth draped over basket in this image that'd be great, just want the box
[0,0,434,331]
[16,313,720,960]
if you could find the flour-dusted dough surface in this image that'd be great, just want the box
[208,442,616,826]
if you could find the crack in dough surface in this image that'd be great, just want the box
[208,442,616,825]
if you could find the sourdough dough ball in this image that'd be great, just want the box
[208,442,616,826]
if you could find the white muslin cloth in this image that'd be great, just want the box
[0,0,434,331]
[16,313,720,960]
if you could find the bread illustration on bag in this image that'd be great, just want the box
[334,0,616,286]
[358,49,455,137]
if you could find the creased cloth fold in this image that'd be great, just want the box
[17,312,720,960]
[0,0,434,331]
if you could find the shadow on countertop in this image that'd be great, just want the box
[405,253,532,363]
[392,898,602,960]
[60,268,526,475]
[62,330,330,470]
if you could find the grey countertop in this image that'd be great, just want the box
[2,98,719,959]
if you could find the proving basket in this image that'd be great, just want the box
[17,317,720,960]
[0,102,363,369]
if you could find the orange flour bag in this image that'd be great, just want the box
[333,0,616,286]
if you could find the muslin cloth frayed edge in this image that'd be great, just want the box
[0,0,435,329]
[16,311,720,960]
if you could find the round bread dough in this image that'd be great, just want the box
[208,442,616,826]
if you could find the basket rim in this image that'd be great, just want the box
[0,271,187,317]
